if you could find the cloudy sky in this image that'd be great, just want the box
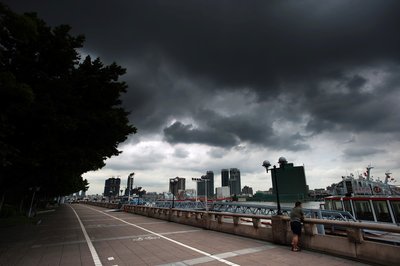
[5,0,400,195]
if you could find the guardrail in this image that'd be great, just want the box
[83,202,400,266]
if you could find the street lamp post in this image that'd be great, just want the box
[195,183,198,202]
[202,176,209,211]
[262,160,282,215]
[170,177,179,208]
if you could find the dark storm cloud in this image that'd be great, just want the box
[164,121,239,147]
[163,109,310,151]
[7,0,400,84]
[305,65,400,135]
[4,0,400,148]
[346,75,367,91]
[343,147,386,160]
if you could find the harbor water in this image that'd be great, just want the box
[242,201,323,209]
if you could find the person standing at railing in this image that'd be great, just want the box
[290,201,304,252]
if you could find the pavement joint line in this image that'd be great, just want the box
[82,218,116,222]
[162,229,202,235]
[104,209,123,212]
[30,229,203,248]
[68,205,103,266]
[31,240,85,248]
[158,244,276,266]
[83,205,240,266]
[135,221,169,225]
[86,223,131,228]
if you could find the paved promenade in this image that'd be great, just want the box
[0,204,372,266]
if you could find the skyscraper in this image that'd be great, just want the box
[104,177,121,197]
[206,171,214,197]
[125,172,134,196]
[196,173,212,198]
[229,168,241,196]
[169,177,185,196]
[197,180,205,197]
[241,185,253,195]
[221,169,229,187]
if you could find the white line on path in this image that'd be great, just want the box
[69,205,103,266]
[84,205,240,266]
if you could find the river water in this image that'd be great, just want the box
[241,201,323,209]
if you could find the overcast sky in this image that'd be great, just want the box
[5,0,400,195]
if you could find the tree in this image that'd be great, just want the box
[0,3,136,211]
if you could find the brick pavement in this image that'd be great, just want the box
[0,204,373,266]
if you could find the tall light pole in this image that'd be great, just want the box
[202,176,209,211]
[262,160,282,215]
[170,177,179,208]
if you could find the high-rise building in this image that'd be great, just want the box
[169,177,185,196]
[221,169,229,187]
[229,168,241,196]
[197,180,205,197]
[125,173,134,196]
[104,177,121,197]
[241,185,253,195]
[196,173,212,198]
[206,171,214,197]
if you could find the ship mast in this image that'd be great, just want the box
[366,165,374,181]
[384,172,392,184]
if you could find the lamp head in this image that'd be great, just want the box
[278,157,287,165]
[262,160,271,168]
[170,177,179,183]
[262,160,271,172]
[201,175,209,181]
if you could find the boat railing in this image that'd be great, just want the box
[307,209,356,221]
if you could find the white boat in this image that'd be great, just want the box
[324,165,400,225]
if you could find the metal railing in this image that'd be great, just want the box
[154,201,356,221]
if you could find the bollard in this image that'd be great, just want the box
[252,218,261,229]
[271,215,288,245]
[346,228,363,243]
[304,223,318,235]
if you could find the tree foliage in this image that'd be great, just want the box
[0,3,136,203]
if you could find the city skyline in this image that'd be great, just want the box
[101,167,252,196]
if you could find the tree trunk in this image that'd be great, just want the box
[19,197,25,213]
[0,192,5,213]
